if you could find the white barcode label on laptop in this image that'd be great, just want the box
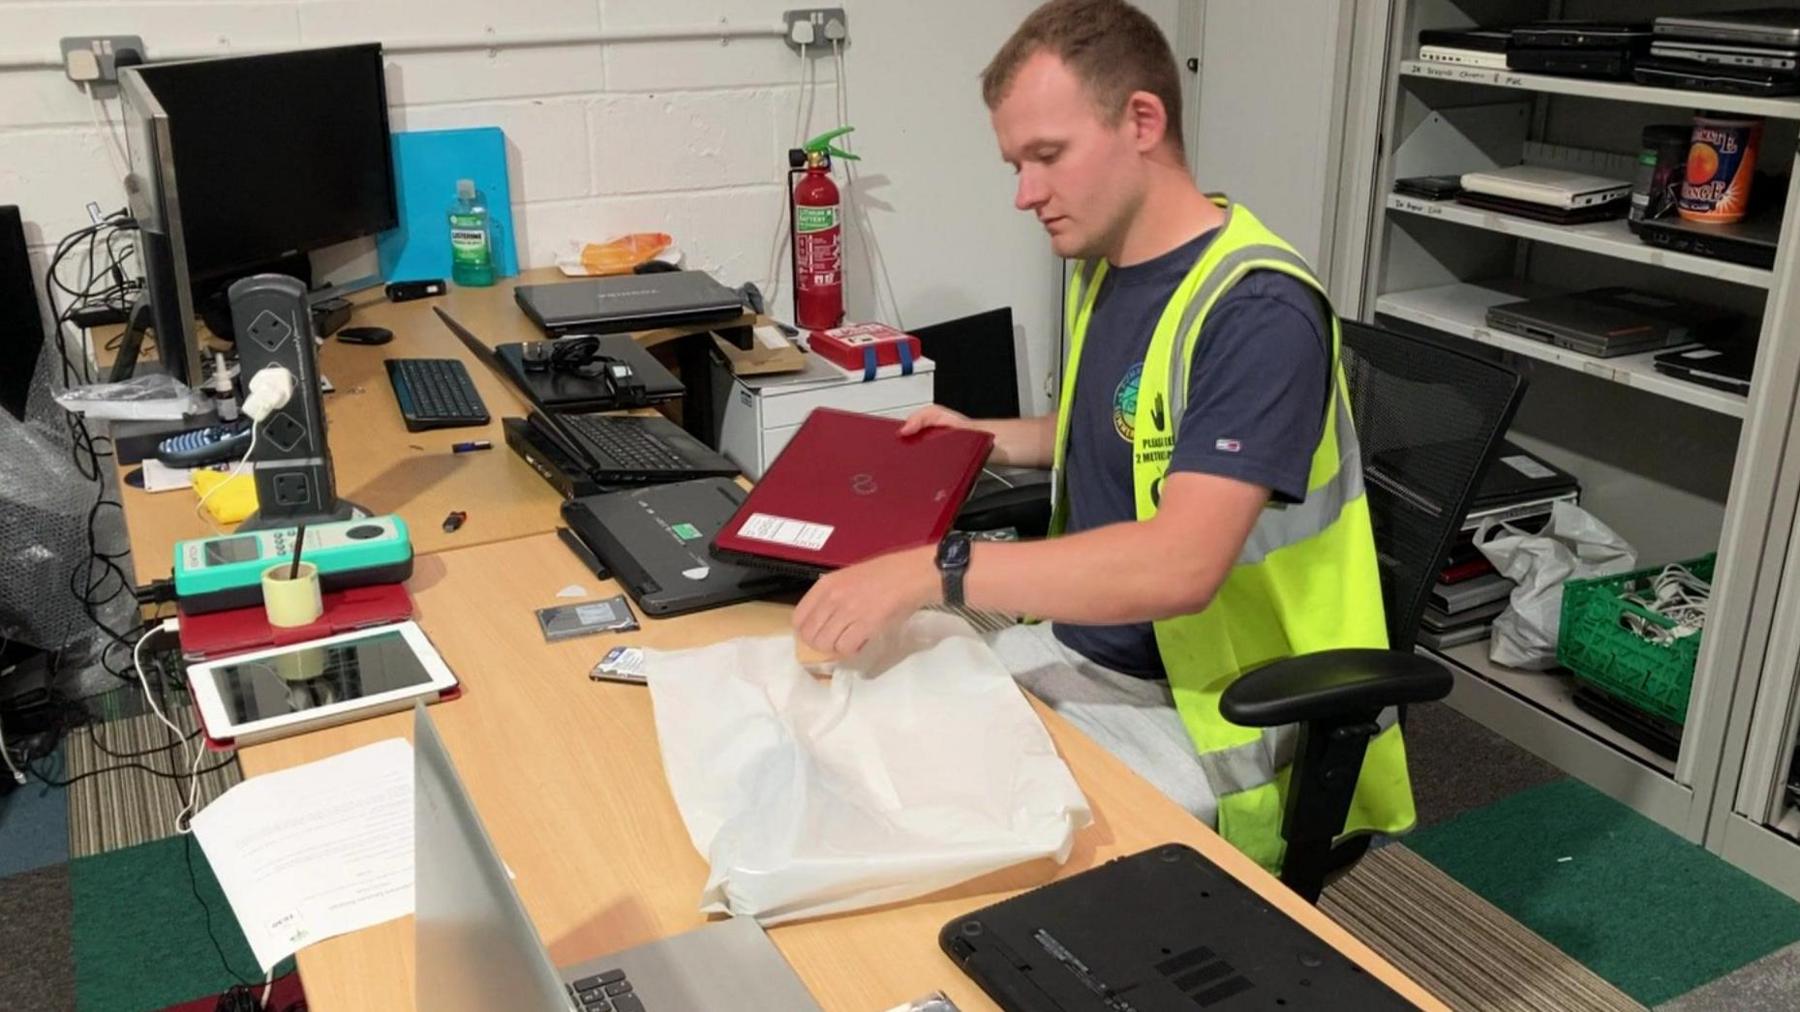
[739,512,834,551]
[1501,455,1556,480]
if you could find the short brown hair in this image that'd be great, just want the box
[981,0,1184,154]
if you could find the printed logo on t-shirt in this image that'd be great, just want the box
[1215,438,1242,453]
[1112,362,1142,442]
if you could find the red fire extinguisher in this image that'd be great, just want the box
[789,127,859,331]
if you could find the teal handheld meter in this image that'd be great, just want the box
[173,516,415,615]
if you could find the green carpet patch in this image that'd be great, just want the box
[1409,778,1800,1005]
[69,834,294,1012]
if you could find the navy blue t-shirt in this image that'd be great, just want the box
[1053,229,1331,678]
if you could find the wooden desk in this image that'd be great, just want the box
[113,269,745,580]
[237,533,1443,1011]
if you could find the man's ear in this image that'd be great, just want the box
[1122,90,1169,155]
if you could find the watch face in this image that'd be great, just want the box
[940,536,972,568]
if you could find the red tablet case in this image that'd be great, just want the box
[178,581,415,662]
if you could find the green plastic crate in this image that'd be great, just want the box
[1556,554,1715,726]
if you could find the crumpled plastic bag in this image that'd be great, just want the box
[53,372,207,420]
[580,232,672,275]
[644,611,1091,925]
[1478,501,1637,669]
[192,468,259,525]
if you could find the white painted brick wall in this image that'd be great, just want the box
[1,0,1183,413]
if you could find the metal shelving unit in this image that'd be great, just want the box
[1385,194,1777,289]
[1397,59,1800,122]
[1374,281,1750,419]
[1328,2,1800,892]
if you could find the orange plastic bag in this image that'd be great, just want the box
[580,232,673,275]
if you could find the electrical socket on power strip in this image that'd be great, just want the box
[783,8,848,53]
[60,35,147,85]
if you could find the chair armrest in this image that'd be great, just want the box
[1219,649,1453,727]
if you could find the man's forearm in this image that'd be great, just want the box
[973,414,1056,469]
[962,520,1224,625]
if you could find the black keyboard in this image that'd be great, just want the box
[561,414,690,473]
[385,358,491,432]
[567,968,642,1011]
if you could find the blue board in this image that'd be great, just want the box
[377,126,520,282]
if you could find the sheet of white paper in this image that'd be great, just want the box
[139,458,195,492]
[190,738,414,972]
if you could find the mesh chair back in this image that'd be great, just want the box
[1339,322,1525,648]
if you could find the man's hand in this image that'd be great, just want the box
[793,545,939,660]
[898,406,1057,469]
[898,404,975,437]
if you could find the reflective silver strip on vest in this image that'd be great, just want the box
[1201,706,1399,796]
[1238,389,1365,565]
[1166,244,1320,425]
[1154,242,1365,564]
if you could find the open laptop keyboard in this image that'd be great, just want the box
[567,969,642,1012]
[561,414,689,472]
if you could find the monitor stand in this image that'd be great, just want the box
[106,295,156,382]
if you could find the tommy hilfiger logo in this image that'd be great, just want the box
[1215,438,1242,453]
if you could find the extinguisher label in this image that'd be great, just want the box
[795,205,838,233]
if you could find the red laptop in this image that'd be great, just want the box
[712,407,994,575]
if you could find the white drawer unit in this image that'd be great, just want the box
[719,353,935,479]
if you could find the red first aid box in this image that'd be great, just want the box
[809,322,923,375]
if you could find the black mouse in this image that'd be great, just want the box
[337,326,394,345]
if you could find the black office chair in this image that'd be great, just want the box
[1219,321,1526,902]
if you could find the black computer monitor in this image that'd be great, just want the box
[913,308,1022,420]
[0,205,44,421]
[117,44,397,384]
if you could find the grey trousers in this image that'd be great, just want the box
[988,623,1219,825]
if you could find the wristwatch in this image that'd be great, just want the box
[936,532,973,608]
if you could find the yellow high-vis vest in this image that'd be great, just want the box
[1049,200,1416,872]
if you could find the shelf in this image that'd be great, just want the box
[1431,641,1678,775]
[1386,194,1776,289]
[1375,281,1749,419]
[1399,59,1800,121]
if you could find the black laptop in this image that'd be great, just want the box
[941,844,1413,1011]
[434,307,738,485]
[1654,342,1756,395]
[562,479,801,616]
[514,271,748,337]
[1636,212,1783,269]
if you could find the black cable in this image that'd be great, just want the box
[22,749,237,788]
[85,720,199,759]
[42,213,154,684]
[186,833,260,989]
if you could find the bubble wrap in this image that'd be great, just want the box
[2,331,136,689]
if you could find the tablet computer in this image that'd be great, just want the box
[188,621,461,748]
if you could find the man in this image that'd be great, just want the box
[791,0,1414,871]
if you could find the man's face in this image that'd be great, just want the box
[992,51,1146,260]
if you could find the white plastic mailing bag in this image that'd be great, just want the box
[645,612,1091,924]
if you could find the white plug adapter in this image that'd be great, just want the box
[242,365,296,422]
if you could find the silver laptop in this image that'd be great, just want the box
[1654,9,1800,47]
[1485,288,1736,359]
[1650,40,1798,70]
[513,271,746,337]
[413,703,823,1012]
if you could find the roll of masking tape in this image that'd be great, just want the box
[262,561,323,628]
